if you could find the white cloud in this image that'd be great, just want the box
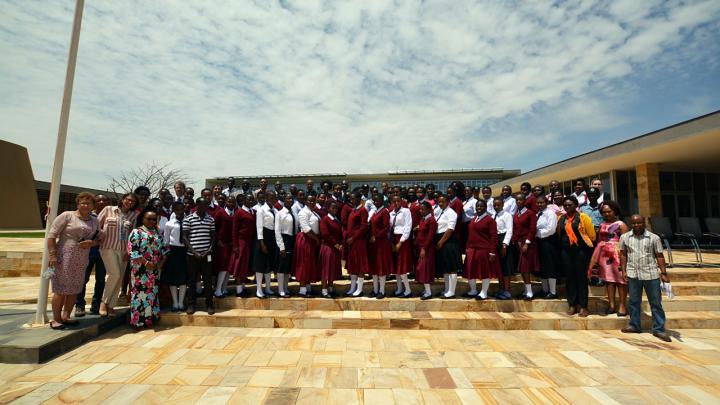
[0,0,719,191]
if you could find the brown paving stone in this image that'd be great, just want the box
[423,368,457,389]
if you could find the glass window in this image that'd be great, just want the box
[675,172,692,192]
[707,173,719,192]
[660,172,674,192]
[676,195,694,217]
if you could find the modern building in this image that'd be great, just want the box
[491,110,720,231]
[0,140,113,229]
[207,168,521,195]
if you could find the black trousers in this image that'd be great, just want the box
[187,255,213,305]
[561,245,591,308]
[76,254,106,309]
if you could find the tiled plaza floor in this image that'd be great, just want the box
[1,326,719,404]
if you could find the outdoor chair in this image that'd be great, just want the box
[704,218,720,243]
[649,216,702,267]
[679,216,720,251]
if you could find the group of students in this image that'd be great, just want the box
[135,176,631,320]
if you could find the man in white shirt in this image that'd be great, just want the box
[590,178,610,205]
[501,185,517,215]
[492,199,514,300]
[222,177,240,196]
[253,178,268,198]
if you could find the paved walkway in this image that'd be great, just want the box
[1,326,719,404]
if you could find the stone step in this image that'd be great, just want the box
[214,294,720,313]
[227,279,719,298]
[0,251,42,277]
[159,309,720,330]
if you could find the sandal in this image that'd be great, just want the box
[62,319,80,326]
[50,322,66,330]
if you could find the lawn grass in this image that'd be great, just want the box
[0,232,46,238]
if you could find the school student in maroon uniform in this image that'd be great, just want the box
[295,194,322,297]
[315,193,328,218]
[415,202,438,300]
[212,194,235,298]
[368,194,393,298]
[319,202,343,298]
[446,187,465,250]
[230,194,256,297]
[390,195,413,298]
[464,200,501,300]
[513,193,539,300]
[345,192,369,297]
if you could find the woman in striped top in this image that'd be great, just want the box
[98,193,138,317]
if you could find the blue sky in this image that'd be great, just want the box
[1,0,719,191]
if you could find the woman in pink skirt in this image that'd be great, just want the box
[319,201,344,298]
[368,194,393,299]
[414,202,438,300]
[589,200,629,316]
[464,200,500,300]
[390,195,413,298]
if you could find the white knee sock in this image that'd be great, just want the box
[277,273,286,294]
[170,287,179,308]
[445,274,458,297]
[222,271,229,293]
[395,277,403,294]
[264,273,273,294]
[525,283,533,297]
[349,275,357,294]
[541,278,549,293]
[299,285,307,295]
[215,271,227,296]
[424,284,432,296]
[468,279,478,295]
[480,279,490,299]
[549,278,557,295]
[236,283,245,294]
[352,278,364,296]
[372,275,379,294]
[379,276,387,294]
[255,272,265,296]
[178,285,187,307]
[400,274,410,295]
[443,274,450,294]
[284,274,290,291]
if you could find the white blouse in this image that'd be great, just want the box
[256,203,276,239]
[435,208,457,234]
[503,196,518,216]
[492,210,513,246]
[389,207,412,242]
[163,215,183,247]
[462,197,477,223]
[275,207,295,250]
[536,208,558,239]
[298,205,320,234]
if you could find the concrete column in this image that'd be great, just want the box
[635,163,662,221]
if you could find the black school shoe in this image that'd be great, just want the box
[376,292,385,300]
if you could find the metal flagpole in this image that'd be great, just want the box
[31,0,85,326]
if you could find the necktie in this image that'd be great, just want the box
[537,210,543,218]
[290,210,296,235]
[494,213,498,220]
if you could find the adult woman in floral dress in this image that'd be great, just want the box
[127,211,168,328]
[47,192,100,330]
[588,200,629,316]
